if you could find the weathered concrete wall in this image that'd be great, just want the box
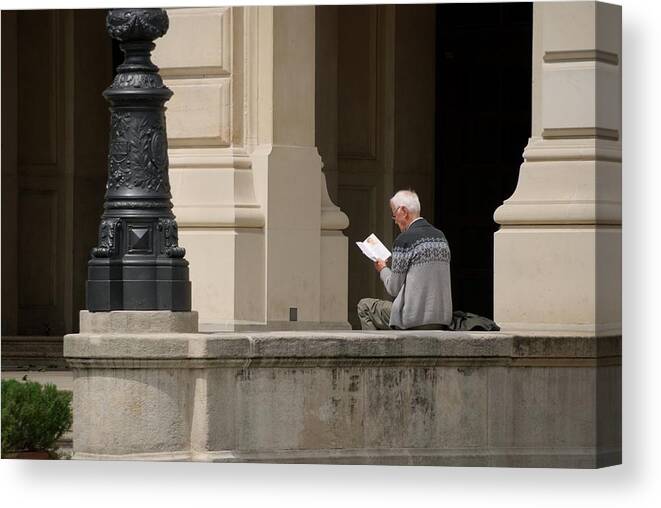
[65,314,621,467]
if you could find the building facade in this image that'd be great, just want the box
[2,2,620,359]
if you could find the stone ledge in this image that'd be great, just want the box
[197,446,621,468]
[64,330,621,361]
[65,356,620,370]
[510,334,621,358]
[1,336,67,370]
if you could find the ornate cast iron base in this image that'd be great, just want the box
[86,8,191,312]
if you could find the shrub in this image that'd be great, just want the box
[1,379,72,456]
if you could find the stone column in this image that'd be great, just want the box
[493,2,621,334]
[153,6,349,330]
[250,6,350,330]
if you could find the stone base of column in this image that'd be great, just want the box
[494,225,621,334]
[65,326,620,468]
[493,135,622,334]
[65,311,198,459]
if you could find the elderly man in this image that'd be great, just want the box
[357,190,452,330]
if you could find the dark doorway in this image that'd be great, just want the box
[434,3,532,319]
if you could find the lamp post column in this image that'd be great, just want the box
[87,8,191,311]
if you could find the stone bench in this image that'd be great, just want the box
[64,311,621,468]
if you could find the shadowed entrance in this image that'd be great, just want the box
[435,3,532,319]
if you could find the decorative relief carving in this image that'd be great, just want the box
[106,9,168,42]
[105,201,173,209]
[108,112,170,193]
[110,72,164,89]
[91,218,122,257]
[158,218,186,258]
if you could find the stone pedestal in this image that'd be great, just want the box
[66,311,198,459]
[65,324,621,467]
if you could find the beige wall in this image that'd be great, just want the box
[494,2,621,334]
[154,7,349,330]
[153,7,265,330]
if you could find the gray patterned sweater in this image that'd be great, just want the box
[379,218,452,329]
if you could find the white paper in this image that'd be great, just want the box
[355,241,376,261]
[355,233,391,262]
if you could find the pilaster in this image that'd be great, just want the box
[493,2,621,334]
[154,6,349,330]
[153,7,265,329]
[250,6,350,330]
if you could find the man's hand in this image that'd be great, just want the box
[374,258,387,272]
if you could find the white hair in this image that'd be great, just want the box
[390,190,421,216]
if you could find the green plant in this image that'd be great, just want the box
[1,379,72,457]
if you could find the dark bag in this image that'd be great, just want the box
[449,310,500,331]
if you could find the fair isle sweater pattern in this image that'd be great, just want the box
[391,236,451,273]
[379,218,453,329]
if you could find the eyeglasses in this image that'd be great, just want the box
[391,206,403,220]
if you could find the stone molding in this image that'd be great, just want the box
[522,137,621,162]
[542,127,619,141]
[494,136,622,226]
[65,356,621,370]
[543,49,619,65]
[321,171,349,231]
[74,446,621,468]
[168,148,264,229]
[65,330,621,360]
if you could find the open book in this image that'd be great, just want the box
[356,233,391,262]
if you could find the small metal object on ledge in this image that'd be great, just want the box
[86,8,191,311]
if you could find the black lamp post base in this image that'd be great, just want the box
[87,261,191,311]
[85,9,192,313]
[87,280,191,311]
